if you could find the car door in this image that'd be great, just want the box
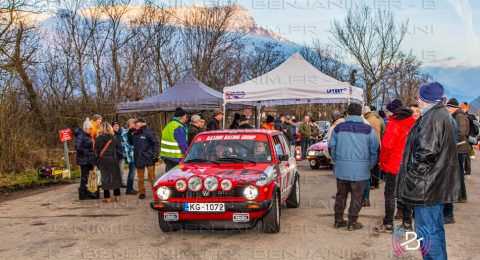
[279,134,296,196]
[272,134,289,200]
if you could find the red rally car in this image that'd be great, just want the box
[150,130,300,233]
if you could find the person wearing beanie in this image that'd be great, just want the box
[160,107,188,174]
[397,82,461,259]
[261,115,275,130]
[374,105,416,234]
[74,118,96,200]
[329,103,379,231]
[206,108,224,131]
[299,116,312,160]
[129,117,160,200]
[446,98,470,203]
[90,114,103,139]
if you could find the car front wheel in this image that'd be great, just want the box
[262,192,280,233]
[286,174,300,208]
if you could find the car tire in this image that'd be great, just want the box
[286,174,300,208]
[309,160,320,169]
[262,192,280,233]
[158,212,180,232]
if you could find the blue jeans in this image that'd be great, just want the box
[362,179,370,200]
[126,162,136,193]
[414,204,447,260]
[301,138,309,159]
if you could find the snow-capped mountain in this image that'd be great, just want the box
[33,5,293,44]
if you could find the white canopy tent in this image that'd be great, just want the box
[223,53,364,107]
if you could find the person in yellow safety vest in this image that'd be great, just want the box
[161,107,188,172]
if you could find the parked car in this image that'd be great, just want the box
[306,139,332,169]
[151,129,300,233]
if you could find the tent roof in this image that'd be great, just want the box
[223,53,363,106]
[116,72,225,114]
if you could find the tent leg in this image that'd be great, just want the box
[257,106,262,129]
[222,104,226,130]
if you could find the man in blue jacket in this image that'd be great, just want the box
[128,118,160,200]
[329,103,379,231]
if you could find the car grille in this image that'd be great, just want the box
[172,187,245,198]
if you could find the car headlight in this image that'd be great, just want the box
[204,176,219,192]
[188,176,202,192]
[156,186,171,200]
[220,179,233,191]
[243,186,258,200]
[175,179,187,192]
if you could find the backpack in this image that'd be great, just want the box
[467,114,480,144]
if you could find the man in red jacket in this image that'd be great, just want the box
[375,101,416,233]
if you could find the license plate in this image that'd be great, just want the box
[164,212,179,221]
[233,213,249,223]
[308,151,316,156]
[184,203,225,212]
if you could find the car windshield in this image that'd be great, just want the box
[184,133,272,163]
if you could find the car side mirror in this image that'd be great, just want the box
[278,154,289,162]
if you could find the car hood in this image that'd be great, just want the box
[308,140,328,151]
[154,163,273,187]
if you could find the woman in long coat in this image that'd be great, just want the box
[94,122,122,203]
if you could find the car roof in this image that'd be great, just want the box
[197,129,280,136]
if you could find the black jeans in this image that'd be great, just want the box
[80,164,93,189]
[458,153,468,200]
[371,163,380,187]
[334,179,367,223]
[464,153,471,175]
[383,173,412,225]
[104,188,120,198]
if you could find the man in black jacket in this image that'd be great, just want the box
[206,108,224,131]
[396,82,461,260]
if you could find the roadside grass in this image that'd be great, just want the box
[0,170,80,193]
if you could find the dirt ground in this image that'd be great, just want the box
[1,158,479,260]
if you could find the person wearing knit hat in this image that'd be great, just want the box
[446,97,470,204]
[160,107,188,175]
[206,108,224,131]
[75,118,96,200]
[90,114,103,139]
[459,101,475,179]
[83,118,93,130]
[386,99,403,116]
[397,82,461,259]
[261,115,275,130]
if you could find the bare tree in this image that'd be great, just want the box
[331,7,408,105]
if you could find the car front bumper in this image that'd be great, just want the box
[150,200,271,212]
